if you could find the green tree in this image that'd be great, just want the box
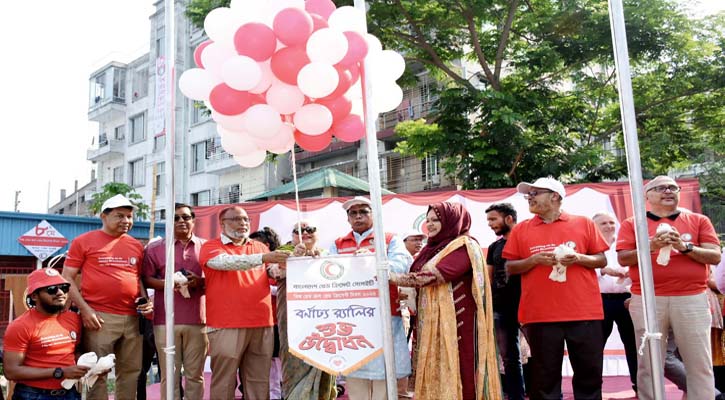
[89,182,150,220]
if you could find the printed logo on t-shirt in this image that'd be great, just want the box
[129,256,138,266]
[70,331,77,340]
[45,269,60,277]
[564,241,577,249]
[98,256,137,269]
[681,233,693,242]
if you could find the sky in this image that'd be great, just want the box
[0,0,722,214]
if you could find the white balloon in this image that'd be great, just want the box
[379,50,406,80]
[253,123,295,154]
[200,42,237,80]
[204,8,237,46]
[365,34,383,55]
[249,61,274,94]
[234,150,267,168]
[306,28,348,64]
[212,110,247,131]
[221,55,262,91]
[244,104,283,139]
[178,68,217,101]
[328,6,367,34]
[294,104,333,136]
[297,63,339,99]
[266,82,305,115]
[230,0,269,23]
[372,83,404,113]
[219,128,258,156]
[345,80,363,100]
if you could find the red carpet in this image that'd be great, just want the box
[137,374,686,399]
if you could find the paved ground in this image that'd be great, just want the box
[137,374,685,400]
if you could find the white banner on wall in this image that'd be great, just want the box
[286,254,382,375]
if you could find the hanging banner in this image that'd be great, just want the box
[286,254,382,375]
[151,56,167,137]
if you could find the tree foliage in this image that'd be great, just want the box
[89,182,150,220]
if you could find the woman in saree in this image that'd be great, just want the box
[390,202,502,400]
[271,220,337,400]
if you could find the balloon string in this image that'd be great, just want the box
[291,150,303,245]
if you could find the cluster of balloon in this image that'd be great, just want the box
[178,0,406,168]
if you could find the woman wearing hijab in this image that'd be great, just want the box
[390,202,502,400]
[272,220,337,400]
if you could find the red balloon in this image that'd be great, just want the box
[234,23,277,62]
[294,129,332,152]
[332,114,365,142]
[347,63,361,85]
[193,40,213,68]
[273,8,314,47]
[209,84,253,116]
[305,0,337,20]
[316,96,352,124]
[310,13,329,32]
[338,31,368,67]
[270,46,310,85]
[321,66,354,100]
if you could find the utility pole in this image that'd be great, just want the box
[14,190,21,212]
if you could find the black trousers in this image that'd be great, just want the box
[524,320,604,400]
[601,293,638,388]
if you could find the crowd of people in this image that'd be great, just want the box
[3,175,723,400]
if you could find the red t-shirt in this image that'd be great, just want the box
[200,238,272,328]
[616,211,720,296]
[64,230,143,316]
[3,309,82,389]
[503,212,610,324]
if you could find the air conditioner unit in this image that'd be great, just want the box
[431,175,441,186]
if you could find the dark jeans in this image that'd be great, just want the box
[524,320,604,400]
[494,310,525,400]
[601,293,637,388]
[12,384,80,400]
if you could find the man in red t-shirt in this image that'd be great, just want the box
[199,205,290,400]
[503,177,609,400]
[4,268,89,399]
[617,175,722,400]
[61,194,153,400]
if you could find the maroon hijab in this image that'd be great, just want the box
[410,202,472,272]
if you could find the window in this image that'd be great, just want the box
[154,209,166,221]
[132,67,148,101]
[191,190,210,206]
[130,113,146,144]
[98,132,109,147]
[421,155,439,181]
[91,72,106,104]
[129,158,145,187]
[113,166,124,182]
[156,27,165,59]
[154,135,166,153]
[114,125,125,140]
[191,101,210,124]
[191,141,208,173]
[155,162,164,196]
[113,68,126,102]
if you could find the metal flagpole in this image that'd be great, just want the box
[163,0,177,397]
[607,0,665,398]
[353,1,398,398]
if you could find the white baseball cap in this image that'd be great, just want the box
[342,196,372,211]
[403,229,426,240]
[516,177,566,199]
[101,194,137,212]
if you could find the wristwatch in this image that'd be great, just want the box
[681,242,694,254]
[53,367,64,379]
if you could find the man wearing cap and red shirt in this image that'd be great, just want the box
[617,175,721,400]
[62,194,153,400]
[402,230,426,257]
[3,268,89,399]
[503,177,609,400]
[329,196,412,400]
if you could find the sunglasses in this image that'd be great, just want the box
[649,185,680,193]
[43,284,71,295]
[293,227,317,235]
[524,190,553,199]
[174,215,193,222]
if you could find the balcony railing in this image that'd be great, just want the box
[377,98,438,130]
[87,138,125,161]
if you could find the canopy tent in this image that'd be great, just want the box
[249,168,395,200]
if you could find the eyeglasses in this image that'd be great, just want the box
[524,190,552,199]
[174,215,193,222]
[348,209,372,217]
[649,185,680,193]
[293,227,317,235]
[43,284,71,295]
[222,216,250,224]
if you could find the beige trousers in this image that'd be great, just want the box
[208,327,273,400]
[154,324,208,400]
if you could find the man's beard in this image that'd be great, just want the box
[226,229,248,240]
[496,224,511,236]
[38,301,65,314]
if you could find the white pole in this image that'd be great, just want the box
[163,0,177,397]
[607,0,665,398]
[353,1,398,398]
